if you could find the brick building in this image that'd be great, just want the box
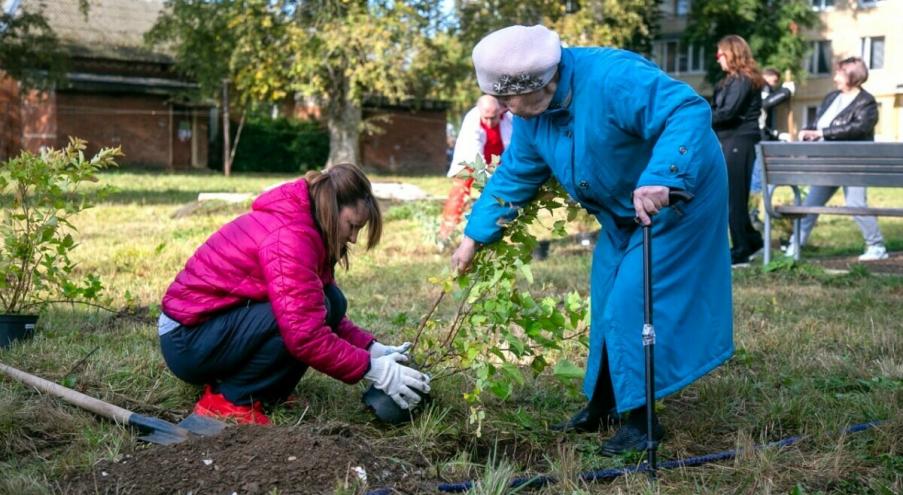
[1,0,449,174]
[286,94,450,175]
[1,0,210,168]
[360,98,449,175]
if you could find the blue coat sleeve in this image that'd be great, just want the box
[463,121,551,244]
[606,60,713,193]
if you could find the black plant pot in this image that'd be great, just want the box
[362,384,430,425]
[0,314,38,349]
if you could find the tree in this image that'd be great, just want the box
[146,0,244,175]
[149,0,660,169]
[436,0,662,122]
[149,0,443,168]
[683,0,817,85]
[0,8,66,89]
[251,0,442,166]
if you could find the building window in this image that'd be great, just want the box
[690,45,705,73]
[676,0,690,16]
[806,40,832,75]
[804,106,819,128]
[861,36,885,69]
[653,40,705,75]
[811,0,834,9]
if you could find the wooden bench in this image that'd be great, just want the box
[757,142,903,264]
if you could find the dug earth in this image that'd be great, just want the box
[63,424,434,494]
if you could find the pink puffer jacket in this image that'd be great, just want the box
[162,179,374,383]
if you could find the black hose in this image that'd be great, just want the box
[365,420,884,494]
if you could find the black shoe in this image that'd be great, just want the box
[599,417,664,456]
[550,406,615,433]
[750,236,764,253]
[731,252,751,265]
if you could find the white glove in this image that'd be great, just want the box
[782,80,796,95]
[364,353,430,410]
[369,341,412,358]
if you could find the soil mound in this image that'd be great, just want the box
[62,424,432,494]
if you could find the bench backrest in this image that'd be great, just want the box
[758,142,903,187]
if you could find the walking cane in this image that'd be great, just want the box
[641,190,693,480]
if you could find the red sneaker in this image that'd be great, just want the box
[193,385,270,425]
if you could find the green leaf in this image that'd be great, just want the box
[553,359,585,380]
[499,363,525,386]
[530,355,548,375]
[518,261,533,284]
[488,380,512,400]
[505,333,526,357]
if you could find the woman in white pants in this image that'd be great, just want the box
[792,56,888,261]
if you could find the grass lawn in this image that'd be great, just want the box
[1,170,900,494]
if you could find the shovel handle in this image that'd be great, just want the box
[0,362,134,424]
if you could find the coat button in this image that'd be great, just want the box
[669,165,678,173]
[679,146,687,155]
[579,180,589,189]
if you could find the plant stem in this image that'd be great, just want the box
[64,346,100,377]
[441,283,473,349]
[411,289,446,352]
[18,299,118,314]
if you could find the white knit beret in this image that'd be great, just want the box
[472,25,562,96]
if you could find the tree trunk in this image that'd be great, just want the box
[325,97,361,167]
[222,79,231,177]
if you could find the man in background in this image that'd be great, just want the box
[438,95,512,243]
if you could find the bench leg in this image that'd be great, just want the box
[793,218,801,262]
[764,211,772,265]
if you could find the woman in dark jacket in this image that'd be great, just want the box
[712,35,765,264]
[791,56,887,261]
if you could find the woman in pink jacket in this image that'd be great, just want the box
[159,163,429,424]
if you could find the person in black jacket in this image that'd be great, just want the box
[790,56,888,261]
[761,68,794,142]
[749,69,795,225]
[712,35,765,265]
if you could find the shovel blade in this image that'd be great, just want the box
[178,413,228,437]
[129,413,192,445]
[138,429,191,445]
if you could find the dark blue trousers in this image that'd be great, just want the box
[160,285,348,405]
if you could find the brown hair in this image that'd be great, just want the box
[836,56,868,87]
[304,163,382,269]
[762,67,780,79]
[717,35,765,89]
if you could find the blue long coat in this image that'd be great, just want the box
[464,47,733,413]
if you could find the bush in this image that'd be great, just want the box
[228,116,329,173]
[0,138,119,314]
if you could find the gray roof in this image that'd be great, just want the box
[16,0,172,63]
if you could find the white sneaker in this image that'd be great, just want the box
[858,244,889,261]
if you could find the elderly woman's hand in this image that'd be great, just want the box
[632,186,670,226]
[451,236,480,274]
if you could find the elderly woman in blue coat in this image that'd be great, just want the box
[451,25,734,455]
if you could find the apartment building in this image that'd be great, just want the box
[652,0,902,141]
